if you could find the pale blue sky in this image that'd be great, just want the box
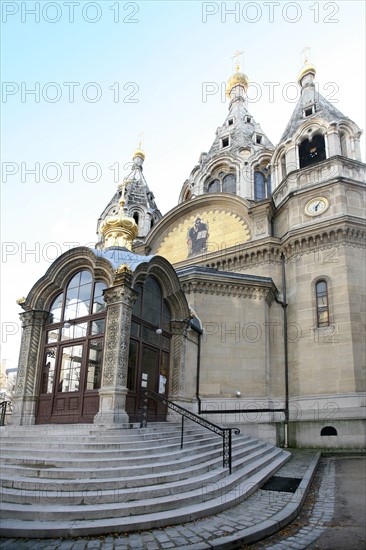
[1,0,365,369]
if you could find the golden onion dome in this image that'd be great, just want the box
[132,148,145,161]
[226,71,249,97]
[297,63,316,84]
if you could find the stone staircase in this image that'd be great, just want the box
[0,423,290,538]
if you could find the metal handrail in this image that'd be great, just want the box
[0,401,11,426]
[139,390,240,474]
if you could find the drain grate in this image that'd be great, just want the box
[261,476,302,493]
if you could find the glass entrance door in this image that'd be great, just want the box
[52,343,84,422]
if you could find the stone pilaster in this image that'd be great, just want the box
[169,320,188,399]
[285,144,298,173]
[248,202,274,240]
[353,133,362,161]
[327,123,341,157]
[10,309,49,426]
[95,268,137,425]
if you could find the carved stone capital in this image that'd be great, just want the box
[103,283,138,308]
[19,309,49,328]
[170,319,189,335]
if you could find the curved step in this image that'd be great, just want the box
[0,451,290,538]
[0,444,276,505]
[0,424,290,538]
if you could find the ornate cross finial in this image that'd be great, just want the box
[119,180,127,208]
[232,50,244,72]
[301,46,311,65]
[137,131,144,149]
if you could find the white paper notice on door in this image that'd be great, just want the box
[159,374,166,394]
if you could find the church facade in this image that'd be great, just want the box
[11,60,365,449]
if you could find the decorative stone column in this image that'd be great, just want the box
[353,132,362,161]
[285,144,297,173]
[169,320,188,398]
[166,320,189,422]
[10,309,49,425]
[327,123,341,157]
[94,266,137,425]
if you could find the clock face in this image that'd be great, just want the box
[305,197,329,216]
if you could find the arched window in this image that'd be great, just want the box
[222,174,236,194]
[130,277,171,347]
[321,426,337,436]
[316,280,329,327]
[254,169,271,200]
[254,172,265,200]
[133,212,139,226]
[299,134,326,168]
[207,179,220,193]
[38,270,107,424]
[207,173,236,195]
[183,189,192,201]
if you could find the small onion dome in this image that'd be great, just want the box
[226,72,249,97]
[297,63,316,84]
[132,148,145,162]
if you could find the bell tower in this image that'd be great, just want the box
[96,146,162,249]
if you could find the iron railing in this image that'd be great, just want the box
[140,390,240,474]
[0,401,11,426]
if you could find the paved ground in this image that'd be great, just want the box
[1,453,365,549]
[243,455,366,550]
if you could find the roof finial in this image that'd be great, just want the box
[298,47,316,85]
[133,133,145,165]
[300,46,311,66]
[232,49,244,73]
[137,131,144,150]
[227,51,248,100]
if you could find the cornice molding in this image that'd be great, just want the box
[178,270,277,304]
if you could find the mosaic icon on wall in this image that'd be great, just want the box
[187,218,209,257]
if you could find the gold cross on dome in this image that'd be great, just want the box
[301,46,311,65]
[232,50,244,72]
[137,131,144,149]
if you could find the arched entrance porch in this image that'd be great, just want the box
[126,276,171,422]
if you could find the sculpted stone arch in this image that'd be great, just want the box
[337,120,362,161]
[294,119,329,146]
[12,248,116,426]
[132,256,189,321]
[271,145,288,189]
[22,247,114,312]
[195,156,240,196]
[131,256,191,402]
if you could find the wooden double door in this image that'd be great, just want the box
[126,335,170,423]
[36,337,102,424]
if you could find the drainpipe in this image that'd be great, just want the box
[275,253,289,448]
